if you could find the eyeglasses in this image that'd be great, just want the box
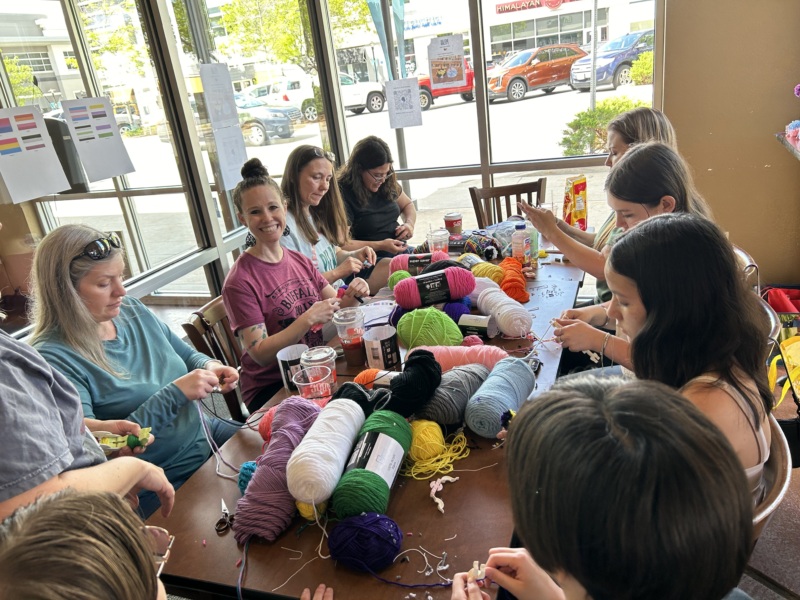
[367,168,393,183]
[145,525,175,578]
[312,147,336,162]
[72,233,122,261]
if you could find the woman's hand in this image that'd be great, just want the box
[205,363,239,393]
[173,369,223,401]
[553,318,605,353]
[352,246,378,266]
[483,548,565,600]
[451,571,490,600]
[560,305,610,328]
[518,203,559,238]
[304,298,340,328]
[343,278,370,301]
[395,222,414,241]
[301,584,333,600]
[381,238,408,254]
[336,255,365,279]
[86,418,154,457]
[131,462,175,518]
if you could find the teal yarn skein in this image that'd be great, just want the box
[465,358,536,438]
[332,410,412,519]
[238,461,257,495]
[396,307,463,349]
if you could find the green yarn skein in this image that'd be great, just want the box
[396,307,464,349]
[332,410,412,519]
[388,270,411,291]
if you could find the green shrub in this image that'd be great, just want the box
[631,51,654,85]
[559,97,649,156]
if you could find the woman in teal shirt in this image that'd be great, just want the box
[30,224,240,516]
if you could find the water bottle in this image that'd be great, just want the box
[512,222,531,268]
[525,219,539,262]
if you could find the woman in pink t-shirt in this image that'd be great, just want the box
[222,158,368,410]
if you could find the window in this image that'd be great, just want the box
[7,51,53,72]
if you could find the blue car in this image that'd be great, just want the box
[570,29,654,91]
[235,96,301,146]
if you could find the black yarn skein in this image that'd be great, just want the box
[420,259,471,275]
[385,350,442,418]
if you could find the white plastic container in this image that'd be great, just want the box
[512,222,531,267]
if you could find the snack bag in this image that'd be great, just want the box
[563,175,588,231]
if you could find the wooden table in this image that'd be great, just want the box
[148,264,582,599]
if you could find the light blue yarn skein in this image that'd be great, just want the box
[464,358,536,438]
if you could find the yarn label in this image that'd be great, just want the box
[415,271,451,305]
[407,254,432,275]
[458,253,484,269]
[345,432,405,489]
[457,314,498,338]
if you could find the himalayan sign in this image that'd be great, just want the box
[496,0,577,14]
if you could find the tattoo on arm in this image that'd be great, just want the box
[246,324,268,349]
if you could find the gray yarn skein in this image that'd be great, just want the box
[416,364,491,425]
[465,358,536,438]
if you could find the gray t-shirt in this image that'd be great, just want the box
[0,330,103,503]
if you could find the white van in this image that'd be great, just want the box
[244,73,384,121]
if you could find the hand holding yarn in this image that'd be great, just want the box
[553,318,605,353]
[304,297,340,328]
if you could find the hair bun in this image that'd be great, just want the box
[241,157,269,179]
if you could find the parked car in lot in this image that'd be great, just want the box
[416,58,475,110]
[244,73,384,120]
[487,44,587,102]
[570,29,654,91]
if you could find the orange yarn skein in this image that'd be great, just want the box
[498,257,530,303]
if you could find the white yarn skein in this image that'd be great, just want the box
[477,288,532,337]
[468,277,501,305]
[286,398,365,505]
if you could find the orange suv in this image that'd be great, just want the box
[488,44,587,102]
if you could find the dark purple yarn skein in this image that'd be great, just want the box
[328,512,403,572]
[233,397,321,544]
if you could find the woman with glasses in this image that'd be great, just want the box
[223,158,369,411]
[280,145,390,294]
[0,490,169,599]
[337,136,417,259]
[29,224,240,517]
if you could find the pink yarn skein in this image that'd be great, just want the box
[389,251,449,274]
[394,267,476,309]
[409,345,509,372]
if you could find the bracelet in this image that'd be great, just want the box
[601,332,611,360]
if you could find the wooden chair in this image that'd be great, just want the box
[469,178,547,229]
[182,296,248,422]
[752,415,792,544]
[734,244,760,294]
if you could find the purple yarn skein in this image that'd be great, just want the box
[328,512,403,572]
[233,397,321,544]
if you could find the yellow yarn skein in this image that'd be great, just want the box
[296,500,328,521]
[472,262,505,284]
[400,420,470,479]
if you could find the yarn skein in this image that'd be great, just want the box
[477,288,532,338]
[397,307,464,349]
[332,410,412,519]
[286,398,366,505]
[232,397,321,544]
[416,363,491,425]
[410,345,509,372]
[328,513,403,573]
[420,259,471,275]
[498,257,530,303]
[387,270,411,291]
[238,461,257,495]
[389,251,449,275]
[394,267,476,310]
[257,395,330,443]
[384,349,442,418]
[461,335,484,346]
[468,277,501,305]
[465,358,536,438]
[400,420,471,479]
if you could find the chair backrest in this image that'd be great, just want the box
[752,415,792,544]
[469,178,547,229]
[182,296,248,422]
[734,244,760,293]
[760,296,782,356]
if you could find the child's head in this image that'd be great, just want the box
[506,376,752,600]
[0,490,167,599]
[605,107,677,166]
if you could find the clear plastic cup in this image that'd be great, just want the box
[292,366,333,401]
[427,228,450,253]
[333,307,366,367]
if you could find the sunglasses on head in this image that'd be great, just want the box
[72,233,122,261]
[144,525,174,578]
[312,147,336,162]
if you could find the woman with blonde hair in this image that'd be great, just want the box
[30,224,239,517]
[281,145,390,294]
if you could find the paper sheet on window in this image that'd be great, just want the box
[427,35,466,91]
[386,78,422,129]
[199,63,240,130]
[212,126,247,191]
[0,106,69,204]
[60,97,135,182]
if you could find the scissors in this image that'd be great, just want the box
[215,499,235,534]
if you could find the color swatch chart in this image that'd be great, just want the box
[0,112,48,156]
[68,103,115,142]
